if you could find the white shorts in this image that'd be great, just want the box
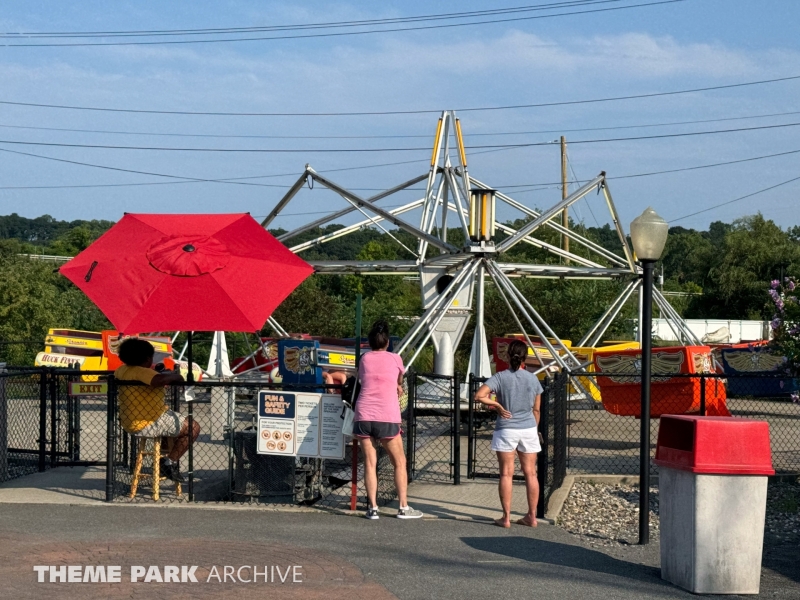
[491,427,541,453]
[135,410,184,438]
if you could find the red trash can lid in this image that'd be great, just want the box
[654,415,775,475]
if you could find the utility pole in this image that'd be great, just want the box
[561,136,569,263]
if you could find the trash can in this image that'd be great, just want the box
[655,415,774,595]
[232,429,295,503]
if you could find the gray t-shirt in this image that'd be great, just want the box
[485,368,543,430]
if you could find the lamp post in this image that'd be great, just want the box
[630,207,668,545]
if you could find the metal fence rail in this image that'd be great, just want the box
[562,372,800,476]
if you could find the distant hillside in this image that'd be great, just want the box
[0,213,114,247]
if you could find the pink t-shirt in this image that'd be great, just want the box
[354,351,405,423]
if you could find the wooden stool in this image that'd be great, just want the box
[129,437,183,500]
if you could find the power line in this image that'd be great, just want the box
[2,108,799,140]
[2,145,798,193]
[0,72,796,117]
[0,146,440,189]
[500,148,800,187]
[669,175,800,223]
[478,121,800,150]
[0,146,297,187]
[0,1,626,37]
[0,120,798,153]
[0,1,682,47]
[610,148,800,181]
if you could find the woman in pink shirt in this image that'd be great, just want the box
[354,320,423,520]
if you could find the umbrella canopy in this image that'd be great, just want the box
[60,213,313,333]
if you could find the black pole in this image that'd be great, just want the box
[187,331,194,502]
[699,374,706,416]
[453,372,461,486]
[49,371,57,467]
[536,376,550,520]
[354,294,362,367]
[38,369,47,472]
[467,374,475,479]
[407,369,417,482]
[105,376,116,502]
[639,260,655,545]
[186,331,194,384]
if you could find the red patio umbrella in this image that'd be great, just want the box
[60,213,313,334]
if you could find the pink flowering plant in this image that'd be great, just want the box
[768,278,800,400]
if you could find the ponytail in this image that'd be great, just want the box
[507,339,528,372]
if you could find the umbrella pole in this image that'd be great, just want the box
[187,331,194,501]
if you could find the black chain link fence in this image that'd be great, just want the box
[562,372,800,476]
[0,369,44,482]
[108,379,397,508]
[0,368,109,484]
[406,371,460,483]
[6,366,797,512]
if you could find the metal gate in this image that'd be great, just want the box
[0,368,103,483]
[406,371,461,484]
[466,372,567,517]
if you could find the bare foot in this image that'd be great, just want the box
[515,516,538,527]
[493,518,511,528]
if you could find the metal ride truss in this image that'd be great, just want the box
[255,110,701,383]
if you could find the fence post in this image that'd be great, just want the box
[49,370,58,467]
[66,373,74,463]
[536,375,550,519]
[38,369,47,472]
[453,372,461,486]
[467,374,475,480]
[187,392,194,502]
[105,376,116,502]
[406,369,416,482]
[699,374,706,416]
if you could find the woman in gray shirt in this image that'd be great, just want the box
[474,339,542,528]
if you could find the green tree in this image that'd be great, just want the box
[691,214,800,319]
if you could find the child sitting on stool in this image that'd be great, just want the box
[115,338,200,483]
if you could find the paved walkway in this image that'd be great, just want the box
[0,466,105,504]
[0,503,797,599]
[0,467,797,598]
[0,466,536,522]
[393,479,538,522]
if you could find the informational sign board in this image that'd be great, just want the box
[69,381,108,396]
[257,391,345,459]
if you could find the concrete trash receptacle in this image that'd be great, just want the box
[655,415,774,595]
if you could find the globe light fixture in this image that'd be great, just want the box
[630,206,668,262]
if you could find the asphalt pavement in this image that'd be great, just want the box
[0,503,796,599]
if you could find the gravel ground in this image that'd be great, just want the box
[558,479,800,548]
[764,479,800,546]
[558,481,659,546]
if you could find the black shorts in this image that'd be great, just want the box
[353,421,401,440]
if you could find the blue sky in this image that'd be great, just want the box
[0,0,798,233]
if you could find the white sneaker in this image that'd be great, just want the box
[397,506,423,519]
[365,506,380,520]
